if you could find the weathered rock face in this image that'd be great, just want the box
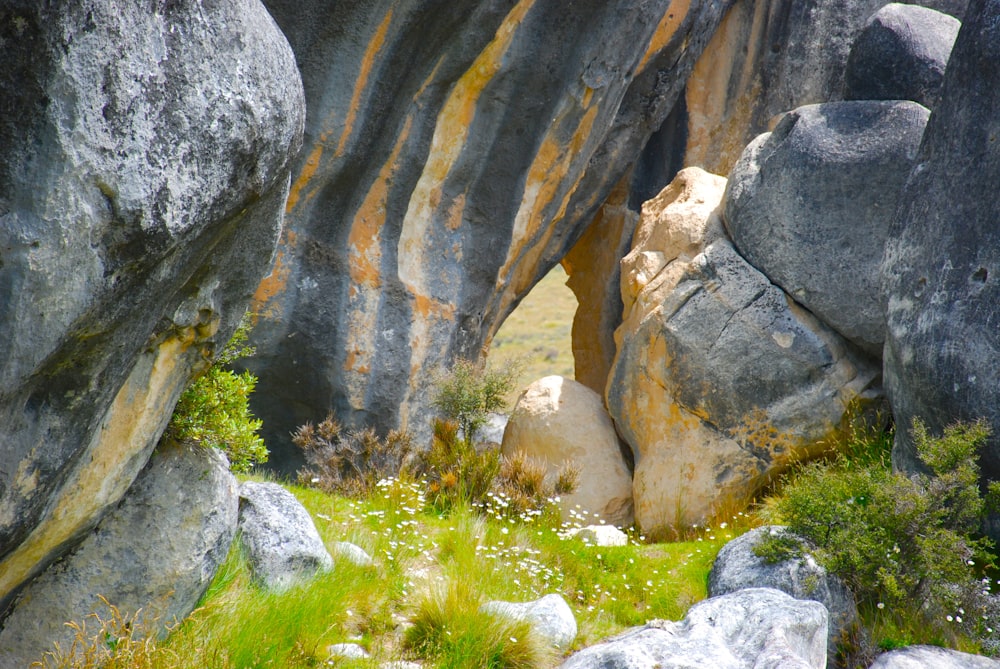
[238,481,333,591]
[881,0,1000,515]
[677,0,966,177]
[607,168,880,534]
[0,442,238,667]
[0,1,304,613]
[708,526,860,666]
[869,645,1000,669]
[845,4,961,108]
[723,100,929,356]
[248,0,736,472]
[559,588,828,669]
[502,376,634,528]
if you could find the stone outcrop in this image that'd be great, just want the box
[0,442,238,667]
[845,4,961,108]
[675,0,965,177]
[607,168,880,534]
[238,481,333,591]
[724,100,929,356]
[246,0,737,471]
[559,588,828,669]
[481,593,577,650]
[502,376,634,527]
[708,526,860,665]
[869,646,1000,669]
[0,0,304,614]
[881,0,1000,517]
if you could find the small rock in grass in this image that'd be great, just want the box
[481,593,577,649]
[326,643,369,660]
[869,645,1000,668]
[565,525,629,547]
[333,541,374,567]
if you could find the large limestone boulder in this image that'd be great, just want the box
[881,0,1000,529]
[246,0,736,472]
[708,526,859,665]
[724,100,929,356]
[502,376,633,528]
[845,4,961,108]
[238,482,333,591]
[0,1,304,613]
[0,442,238,667]
[607,168,880,534]
[558,588,828,669]
[669,0,964,178]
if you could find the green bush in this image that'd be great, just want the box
[759,418,998,648]
[293,412,416,497]
[432,358,519,444]
[165,315,267,473]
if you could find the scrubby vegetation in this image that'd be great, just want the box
[164,315,268,473]
[758,418,1000,656]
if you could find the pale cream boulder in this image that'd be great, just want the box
[502,376,633,528]
[606,167,879,536]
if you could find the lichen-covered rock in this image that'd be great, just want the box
[565,525,630,547]
[481,594,577,650]
[0,0,304,613]
[708,526,860,665]
[869,645,1000,669]
[502,376,633,528]
[558,588,827,669]
[723,100,929,356]
[238,482,333,591]
[246,0,736,472]
[881,0,1000,526]
[607,168,879,534]
[845,4,961,108]
[675,0,964,177]
[0,442,238,667]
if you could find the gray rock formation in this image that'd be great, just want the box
[0,0,304,612]
[607,168,880,534]
[0,442,238,667]
[565,525,630,547]
[708,526,859,666]
[481,593,577,650]
[332,541,375,568]
[869,645,1000,668]
[845,4,961,108]
[723,100,929,356]
[881,0,1000,520]
[558,588,827,669]
[246,0,736,472]
[238,481,333,591]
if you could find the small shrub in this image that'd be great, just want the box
[490,449,579,522]
[165,314,267,473]
[419,419,501,512]
[433,359,519,444]
[32,596,175,669]
[294,412,416,497]
[759,418,998,648]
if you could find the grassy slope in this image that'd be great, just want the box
[153,479,739,668]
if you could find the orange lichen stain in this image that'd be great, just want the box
[344,350,371,374]
[637,0,692,72]
[251,229,298,319]
[398,0,536,289]
[336,9,394,158]
[444,193,466,231]
[0,333,198,603]
[497,104,599,309]
[413,293,456,321]
[348,116,415,290]
[684,2,765,174]
[286,145,324,213]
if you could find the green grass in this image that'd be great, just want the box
[492,264,577,401]
[100,476,738,668]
